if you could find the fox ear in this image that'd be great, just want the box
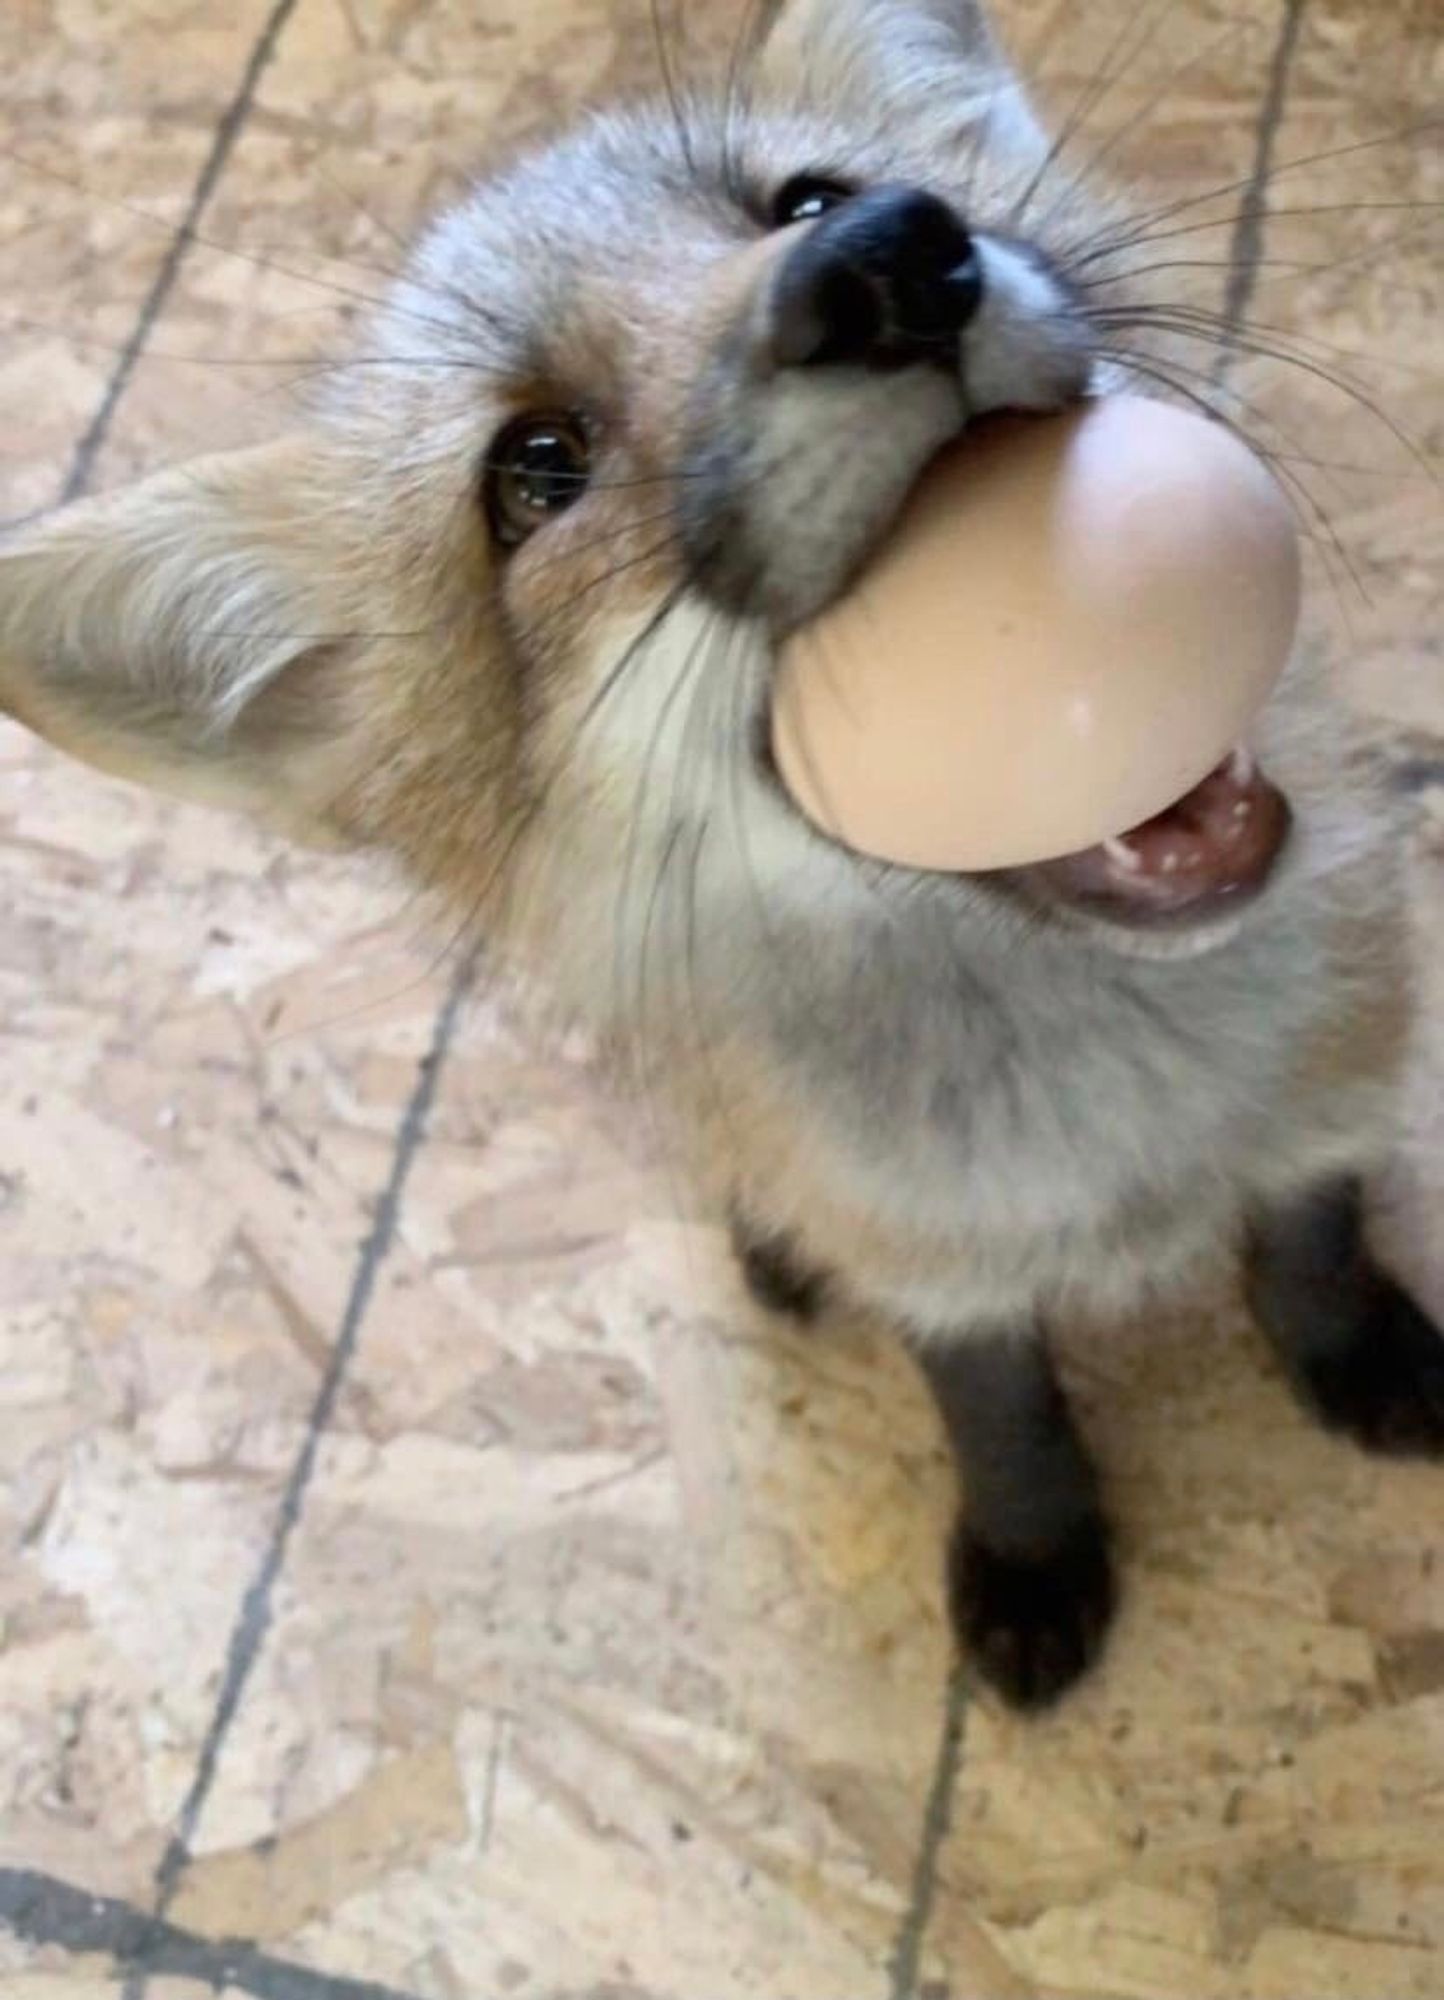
[0,439,367,843]
[758,0,1039,148]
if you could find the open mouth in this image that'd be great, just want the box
[1022,749,1292,927]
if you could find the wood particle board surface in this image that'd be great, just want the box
[1,3,1441,1995]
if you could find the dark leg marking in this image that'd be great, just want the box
[731,1214,832,1323]
[914,1329,1115,1711]
[1246,1176,1444,1457]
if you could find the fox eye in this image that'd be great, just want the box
[484,412,592,547]
[771,174,855,227]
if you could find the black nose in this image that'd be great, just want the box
[770,186,984,370]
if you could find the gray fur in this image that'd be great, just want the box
[0,0,1429,1701]
[0,0,1413,1344]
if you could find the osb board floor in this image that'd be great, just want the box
[0,0,1441,1995]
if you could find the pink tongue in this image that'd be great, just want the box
[1035,755,1293,914]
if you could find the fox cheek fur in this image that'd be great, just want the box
[2,0,1441,1712]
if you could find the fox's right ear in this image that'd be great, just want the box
[763,0,999,61]
[0,439,373,845]
[758,0,1041,151]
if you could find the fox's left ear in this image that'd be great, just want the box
[0,439,371,844]
[758,0,1041,150]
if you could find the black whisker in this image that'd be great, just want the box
[1064,198,1441,272]
[0,318,484,374]
[960,66,1005,214]
[552,535,679,609]
[0,145,468,349]
[672,620,749,1166]
[719,0,772,207]
[1034,14,1257,239]
[1100,338,1347,505]
[651,0,698,176]
[618,602,719,1160]
[1097,345,1367,616]
[485,462,701,490]
[1085,305,1435,478]
[1009,0,1169,227]
[1072,253,1319,287]
[1063,122,1443,272]
[310,158,418,265]
[719,619,806,1028]
[1075,281,1439,385]
[515,510,681,574]
[433,581,692,978]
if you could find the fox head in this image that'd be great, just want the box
[6,0,1280,1032]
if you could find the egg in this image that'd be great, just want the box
[771,395,1301,874]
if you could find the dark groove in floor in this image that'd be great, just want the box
[1215,0,1310,376]
[885,1665,972,2000]
[58,0,304,504]
[0,1868,426,2000]
[120,956,476,2000]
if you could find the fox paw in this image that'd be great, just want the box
[1297,1282,1444,1458]
[948,1514,1116,1710]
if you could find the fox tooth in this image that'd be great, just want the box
[1104,836,1143,874]
[1229,745,1255,784]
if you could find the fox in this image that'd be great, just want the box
[1,0,1440,1710]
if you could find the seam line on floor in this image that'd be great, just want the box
[120,954,475,1998]
[1215,0,1310,381]
[0,1868,427,2000]
[59,0,305,504]
[885,1664,971,2000]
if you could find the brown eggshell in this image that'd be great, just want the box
[772,396,1301,871]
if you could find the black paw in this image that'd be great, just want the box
[732,1218,831,1324]
[1295,1280,1444,1458]
[948,1515,1116,1711]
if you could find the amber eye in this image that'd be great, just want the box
[770,174,855,227]
[483,412,592,547]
